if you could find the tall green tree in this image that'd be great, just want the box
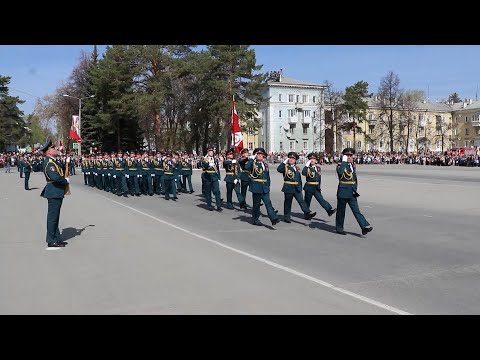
[341,80,370,152]
[0,75,25,150]
[448,92,461,104]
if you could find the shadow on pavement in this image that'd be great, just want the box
[61,225,95,241]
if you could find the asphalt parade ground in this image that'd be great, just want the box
[1,164,480,314]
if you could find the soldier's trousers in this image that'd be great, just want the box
[252,193,278,223]
[115,174,128,195]
[19,167,23,178]
[163,177,176,199]
[241,180,250,201]
[182,175,193,192]
[141,174,153,195]
[83,172,88,185]
[153,174,162,195]
[89,173,95,186]
[46,198,63,245]
[204,180,222,208]
[175,175,182,191]
[24,172,30,190]
[103,174,111,192]
[128,175,140,195]
[335,197,370,232]
[226,182,245,207]
[283,191,310,221]
[304,190,333,213]
[160,174,166,195]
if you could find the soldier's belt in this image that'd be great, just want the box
[117,169,124,171]
[242,170,251,173]
[253,179,267,182]
[154,168,163,170]
[128,168,137,171]
[182,168,190,171]
[164,172,173,175]
[205,170,216,173]
[284,181,298,185]
[142,168,149,170]
[226,172,234,175]
[306,182,319,185]
[340,181,356,184]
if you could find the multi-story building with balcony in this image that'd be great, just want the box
[258,71,327,153]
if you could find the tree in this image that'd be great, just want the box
[448,92,461,104]
[0,75,25,150]
[375,71,403,153]
[341,80,370,152]
[323,80,344,153]
[397,90,425,154]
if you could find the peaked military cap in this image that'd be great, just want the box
[342,148,355,155]
[40,139,54,153]
[287,151,299,160]
[307,152,317,160]
[253,147,266,156]
[226,148,235,155]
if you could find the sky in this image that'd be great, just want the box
[1,45,479,115]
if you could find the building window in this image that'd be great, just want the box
[289,141,294,150]
[248,142,253,150]
[279,110,282,118]
[369,114,374,120]
[369,126,374,134]
[455,117,458,123]
[436,141,441,150]
[454,128,457,135]
[313,111,316,118]
[303,141,308,150]
[290,124,295,134]
[279,126,283,135]
[465,116,468,123]
[313,96,316,103]
[289,94,294,102]
[262,141,265,149]
[303,126,308,135]
[477,128,480,135]
[465,140,469,147]
[466,128,469,135]
[379,140,384,148]
[357,141,362,149]
[302,95,308,103]
[346,141,351,148]
[279,94,282,102]
[296,95,300,102]
[304,110,311,117]
[436,129,441,136]
[279,141,283,151]
[289,109,296,117]
[471,140,475,147]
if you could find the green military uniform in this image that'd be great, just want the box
[114,152,128,196]
[40,140,68,248]
[201,147,222,211]
[335,148,372,236]
[140,155,153,196]
[238,148,251,205]
[23,156,32,190]
[162,153,177,200]
[81,156,88,185]
[244,148,279,226]
[181,155,194,193]
[223,148,246,209]
[19,157,24,178]
[277,152,315,223]
[125,153,140,196]
[152,154,164,195]
[302,152,336,217]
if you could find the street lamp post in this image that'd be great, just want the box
[63,94,94,156]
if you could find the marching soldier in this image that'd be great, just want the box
[140,152,154,196]
[114,151,128,196]
[223,148,247,210]
[23,154,32,190]
[277,152,316,223]
[126,151,141,196]
[162,152,177,200]
[201,146,223,211]
[181,152,194,193]
[39,139,69,249]
[244,148,280,226]
[172,152,183,192]
[335,148,373,236]
[19,155,24,178]
[81,155,88,185]
[238,148,252,206]
[152,152,164,195]
[302,152,336,217]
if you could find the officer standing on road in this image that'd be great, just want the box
[181,152,194,194]
[238,148,252,205]
[302,152,336,218]
[23,154,32,190]
[223,148,247,210]
[40,139,69,249]
[277,151,316,223]
[201,146,223,211]
[335,148,373,236]
[244,148,280,226]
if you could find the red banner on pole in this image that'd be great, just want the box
[231,96,243,154]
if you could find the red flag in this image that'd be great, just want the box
[69,115,83,143]
[58,139,64,151]
[231,96,243,154]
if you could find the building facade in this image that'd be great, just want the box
[258,72,327,153]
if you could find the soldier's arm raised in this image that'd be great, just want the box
[277,162,285,173]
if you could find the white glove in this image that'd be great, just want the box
[113,175,116,178]
[108,173,110,176]
[305,160,311,167]
[65,177,70,183]
[234,179,238,184]
[126,174,130,178]
[175,179,177,182]
[283,158,288,164]
[342,155,348,162]
[102,174,104,177]
[137,175,141,177]
[151,174,155,177]
[209,162,214,167]
[232,159,237,164]
[66,157,71,163]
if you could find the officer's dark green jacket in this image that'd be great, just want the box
[40,156,68,199]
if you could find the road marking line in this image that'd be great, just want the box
[100,195,412,315]
[424,215,433,218]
